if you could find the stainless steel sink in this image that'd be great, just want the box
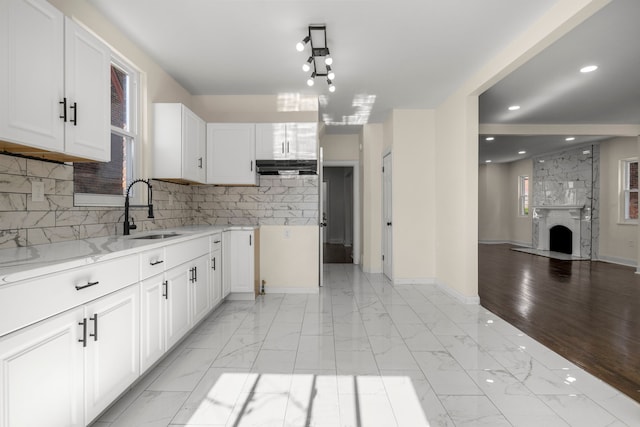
[130,232,182,240]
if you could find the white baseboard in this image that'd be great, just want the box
[595,255,637,268]
[394,278,436,285]
[263,286,319,294]
[479,239,532,247]
[436,280,480,305]
[226,292,255,301]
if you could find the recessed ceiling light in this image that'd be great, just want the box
[518,150,526,154]
[485,160,492,163]
[485,137,495,141]
[580,65,598,73]
[583,150,591,154]
[565,137,575,141]
[508,105,520,111]
[539,160,545,163]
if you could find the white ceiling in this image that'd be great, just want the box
[479,0,640,163]
[88,0,558,133]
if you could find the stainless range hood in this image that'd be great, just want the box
[256,159,317,175]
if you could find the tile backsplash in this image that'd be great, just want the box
[0,153,319,249]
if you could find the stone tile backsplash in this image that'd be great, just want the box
[0,153,319,248]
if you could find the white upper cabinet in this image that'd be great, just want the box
[206,123,257,185]
[255,123,317,160]
[153,103,207,184]
[0,0,110,162]
[63,17,111,161]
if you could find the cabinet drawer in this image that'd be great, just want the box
[210,233,222,252]
[139,247,166,280]
[0,256,138,337]
[165,237,209,269]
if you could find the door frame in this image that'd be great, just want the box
[382,151,393,280]
[323,160,361,265]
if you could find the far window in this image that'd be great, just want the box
[74,56,138,206]
[622,159,638,221]
[518,175,529,216]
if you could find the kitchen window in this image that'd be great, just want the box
[74,55,138,206]
[621,158,638,222]
[518,175,529,216]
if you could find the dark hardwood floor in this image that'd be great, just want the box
[479,244,640,403]
[323,243,353,263]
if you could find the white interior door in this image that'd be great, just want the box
[383,153,393,280]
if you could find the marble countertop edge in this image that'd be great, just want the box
[0,225,256,285]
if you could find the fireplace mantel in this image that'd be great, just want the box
[533,205,584,220]
[533,205,585,210]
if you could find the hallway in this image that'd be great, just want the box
[93,264,639,426]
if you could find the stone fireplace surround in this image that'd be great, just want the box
[534,206,584,258]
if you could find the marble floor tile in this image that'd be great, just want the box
[412,351,482,395]
[100,264,638,427]
[439,395,512,427]
[170,368,250,425]
[147,348,217,392]
[110,391,190,427]
[295,335,336,370]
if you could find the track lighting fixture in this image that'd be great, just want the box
[296,36,310,52]
[296,25,336,92]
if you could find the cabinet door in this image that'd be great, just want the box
[84,285,140,422]
[191,255,210,325]
[255,123,287,160]
[63,17,111,161]
[183,106,206,183]
[289,123,318,160]
[140,274,166,373]
[0,307,85,427]
[165,264,192,349]
[227,230,255,293]
[206,123,256,185]
[0,0,64,152]
[210,248,223,306]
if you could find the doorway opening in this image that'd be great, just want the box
[322,164,359,264]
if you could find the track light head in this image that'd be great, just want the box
[307,72,316,87]
[296,36,310,52]
[302,57,313,72]
[324,53,333,66]
[327,79,335,92]
[326,65,335,80]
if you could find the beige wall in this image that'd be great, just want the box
[390,110,437,282]
[431,0,609,299]
[361,124,383,273]
[478,160,533,246]
[599,137,638,264]
[192,95,318,123]
[259,225,319,291]
[478,163,511,242]
[320,134,360,161]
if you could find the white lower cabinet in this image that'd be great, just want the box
[0,307,84,427]
[84,286,140,422]
[140,273,166,373]
[223,229,255,296]
[0,285,139,427]
[0,231,225,426]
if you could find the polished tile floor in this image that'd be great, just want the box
[93,264,640,426]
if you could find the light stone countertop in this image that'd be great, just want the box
[0,225,256,285]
